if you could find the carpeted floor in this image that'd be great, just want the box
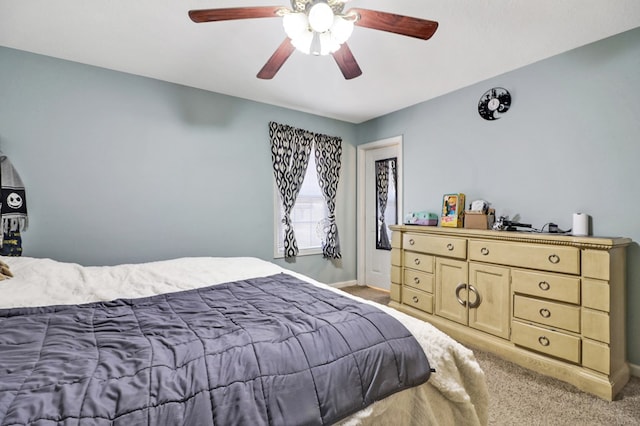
[340,285,391,305]
[340,285,640,425]
[473,346,640,425]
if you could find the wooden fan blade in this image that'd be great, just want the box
[332,43,362,80]
[257,39,296,80]
[348,8,439,40]
[189,6,283,23]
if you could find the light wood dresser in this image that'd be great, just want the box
[389,225,631,400]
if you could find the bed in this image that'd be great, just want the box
[0,256,488,425]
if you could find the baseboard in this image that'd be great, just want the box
[630,362,640,378]
[329,280,357,289]
[365,284,390,293]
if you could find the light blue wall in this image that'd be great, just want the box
[1,26,639,365]
[0,46,357,285]
[357,27,640,366]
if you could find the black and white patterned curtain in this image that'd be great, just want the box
[376,159,391,250]
[390,158,397,192]
[389,158,397,239]
[269,122,314,258]
[314,133,342,259]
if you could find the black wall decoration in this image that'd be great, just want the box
[478,87,511,120]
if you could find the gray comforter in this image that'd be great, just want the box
[0,273,431,425]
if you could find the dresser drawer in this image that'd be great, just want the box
[512,269,581,304]
[391,265,401,285]
[403,233,467,259]
[404,269,434,293]
[390,283,402,303]
[391,231,402,249]
[582,309,610,344]
[391,248,402,267]
[513,295,580,333]
[402,286,433,314]
[582,279,610,312]
[582,339,610,374]
[469,240,580,274]
[511,320,581,363]
[403,251,434,273]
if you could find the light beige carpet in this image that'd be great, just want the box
[471,346,640,425]
[340,285,640,425]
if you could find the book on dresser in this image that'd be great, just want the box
[388,225,631,400]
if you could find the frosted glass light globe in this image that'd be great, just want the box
[319,31,341,55]
[330,15,354,44]
[291,30,313,55]
[283,13,309,40]
[308,2,334,33]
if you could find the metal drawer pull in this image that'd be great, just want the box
[447,243,454,251]
[480,247,489,256]
[468,285,482,309]
[539,308,551,318]
[538,336,550,347]
[414,258,421,265]
[455,283,467,307]
[409,238,415,245]
[412,296,419,303]
[548,254,560,264]
[538,281,551,291]
[413,277,420,284]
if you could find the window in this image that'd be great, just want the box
[274,150,328,257]
[270,121,342,259]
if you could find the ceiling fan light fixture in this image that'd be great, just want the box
[319,31,341,55]
[291,29,313,54]
[283,12,309,40]
[188,3,439,80]
[310,31,322,56]
[285,6,352,56]
[308,2,334,33]
[330,15,354,44]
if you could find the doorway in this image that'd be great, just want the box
[357,136,402,290]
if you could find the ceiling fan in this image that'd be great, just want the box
[188,1,438,80]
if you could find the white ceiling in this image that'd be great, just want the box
[2,0,640,123]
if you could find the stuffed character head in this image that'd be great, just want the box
[0,259,13,280]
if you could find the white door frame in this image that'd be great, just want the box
[356,136,403,286]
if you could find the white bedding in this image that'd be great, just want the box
[0,256,488,425]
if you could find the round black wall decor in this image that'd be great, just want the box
[478,87,511,120]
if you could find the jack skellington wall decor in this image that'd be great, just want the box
[478,87,511,120]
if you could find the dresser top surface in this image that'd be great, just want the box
[390,225,631,248]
